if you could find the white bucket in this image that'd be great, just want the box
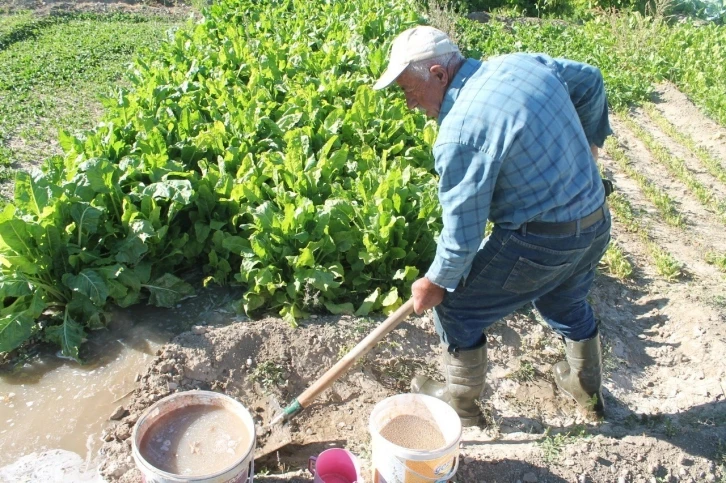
[132,391,255,483]
[369,394,461,483]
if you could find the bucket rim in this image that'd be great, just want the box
[368,393,462,460]
[131,390,255,481]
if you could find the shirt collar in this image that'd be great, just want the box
[437,58,481,125]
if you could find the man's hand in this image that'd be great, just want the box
[591,145,599,161]
[411,277,445,314]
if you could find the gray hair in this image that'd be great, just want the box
[406,51,464,81]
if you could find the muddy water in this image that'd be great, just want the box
[139,405,250,475]
[0,287,241,468]
[379,415,445,451]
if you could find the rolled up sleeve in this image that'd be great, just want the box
[425,142,500,290]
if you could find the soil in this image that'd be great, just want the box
[95,81,726,483]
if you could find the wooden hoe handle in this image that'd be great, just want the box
[297,298,415,408]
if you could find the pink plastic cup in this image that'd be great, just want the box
[308,448,362,483]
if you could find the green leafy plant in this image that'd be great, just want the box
[0,0,441,357]
[600,243,634,280]
[538,426,589,463]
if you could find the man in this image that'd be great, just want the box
[373,26,613,426]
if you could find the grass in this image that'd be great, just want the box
[621,114,726,226]
[0,11,180,196]
[643,103,726,188]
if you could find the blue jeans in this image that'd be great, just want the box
[433,208,611,349]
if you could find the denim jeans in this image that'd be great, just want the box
[433,208,611,349]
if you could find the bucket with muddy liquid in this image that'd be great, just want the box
[369,394,461,483]
[132,390,255,483]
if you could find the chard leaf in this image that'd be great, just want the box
[355,287,380,316]
[143,273,194,308]
[44,314,85,361]
[67,293,106,330]
[0,276,33,298]
[14,171,53,218]
[323,301,354,315]
[393,266,419,282]
[71,203,104,237]
[381,287,399,307]
[115,237,148,265]
[0,312,34,353]
[62,269,109,305]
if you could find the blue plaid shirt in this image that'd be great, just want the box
[426,54,612,290]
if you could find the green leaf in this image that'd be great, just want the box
[115,237,148,265]
[71,203,104,237]
[143,273,194,308]
[67,293,106,330]
[381,287,399,307]
[14,171,53,218]
[44,314,84,361]
[0,312,34,352]
[355,287,380,316]
[62,269,109,305]
[393,266,419,282]
[0,276,33,298]
[323,301,354,315]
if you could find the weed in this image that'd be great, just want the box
[624,413,640,429]
[706,251,726,273]
[538,426,589,464]
[425,0,461,44]
[712,295,726,309]
[716,440,726,483]
[601,338,623,376]
[507,359,536,383]
[663,417,678,438]
[250,361,286,389]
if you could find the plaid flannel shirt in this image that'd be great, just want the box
[426,54,612,290]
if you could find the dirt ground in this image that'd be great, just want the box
[96,83,726,482]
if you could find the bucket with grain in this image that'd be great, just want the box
[369,393,461,483]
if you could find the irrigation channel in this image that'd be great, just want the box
[0,287,242,477]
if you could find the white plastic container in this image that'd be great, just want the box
[369,393,461,483]
[132,391,255,483]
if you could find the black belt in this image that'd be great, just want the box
[518,201,608,236]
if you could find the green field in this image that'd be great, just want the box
[0,11,181,185]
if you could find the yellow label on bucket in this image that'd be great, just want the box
[372,452,456,483]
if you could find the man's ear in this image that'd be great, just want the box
[430,65,448,86]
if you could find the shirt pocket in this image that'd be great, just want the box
[502,257,573,294]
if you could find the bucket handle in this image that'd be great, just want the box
[404,454,460,482]
[308,455,317,475]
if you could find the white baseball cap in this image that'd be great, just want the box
[373,26,460,90]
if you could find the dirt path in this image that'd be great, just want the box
[88,88,725,482]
